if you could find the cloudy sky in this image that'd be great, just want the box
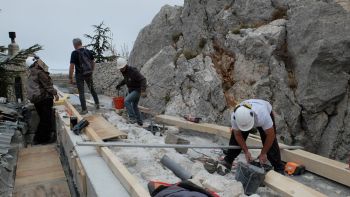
[0,0,183,72]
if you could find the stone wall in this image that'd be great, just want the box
[92,62,128,97]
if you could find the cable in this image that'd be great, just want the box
[192,148,211,158]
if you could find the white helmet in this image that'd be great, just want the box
[116,57,128,69]
[25,56,38,67]
[234,105,255,131]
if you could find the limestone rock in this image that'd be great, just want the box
[287,1,350,113]
[116,0,350,162]
[202,175,244,196]
[140,46,177,114]
[129,5,183,68]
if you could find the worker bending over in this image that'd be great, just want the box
[116,58,147,126]
[221,99,285,174]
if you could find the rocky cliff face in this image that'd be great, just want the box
[95,0,350,162]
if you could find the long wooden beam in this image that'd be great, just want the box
[264,171,327,197]
[64,101,150,197]
[155,115,350,188]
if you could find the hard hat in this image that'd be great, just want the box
[116,57,128,69]
[234,106,255,131]
[25,56,38,67]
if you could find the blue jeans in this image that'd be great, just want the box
[125,91,142,124]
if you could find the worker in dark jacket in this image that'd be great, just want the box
[116,58,147,126]
[26,56,59,145]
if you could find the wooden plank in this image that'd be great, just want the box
[155,115,350,191]
[85,115,127,140]
[264,171,327,197]
[155,115,231,139]
[54,86,69,106]
[74,158,87,197]
[14,145,71,197]
[64,100,150,197]
[14,178,71,197]
[246,137,350,187]
[281,149,350,187]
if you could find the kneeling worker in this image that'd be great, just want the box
[221,99,285,174]
[115,58,147,126]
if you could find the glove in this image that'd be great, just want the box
[141,91,147,98]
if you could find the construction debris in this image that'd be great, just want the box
[165,133,190,154]
[160,155,192,181]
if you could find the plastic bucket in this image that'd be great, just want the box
[235,162,266,195]
[113,96,124,109]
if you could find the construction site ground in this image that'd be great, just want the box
[61,88,350,197]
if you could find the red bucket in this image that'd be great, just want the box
[113,96,124,109]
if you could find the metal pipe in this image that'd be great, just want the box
[76,141,303,150]
[160,155,192,180]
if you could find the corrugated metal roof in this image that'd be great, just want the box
[0,126,15,155]
[0,104,19,155]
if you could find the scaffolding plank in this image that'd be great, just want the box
[85,115,127,140]
[265,171,327,197]
[14,145,70,197]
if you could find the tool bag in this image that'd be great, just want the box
[72,119,89,135]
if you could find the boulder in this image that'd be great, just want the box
[287,1,350,113]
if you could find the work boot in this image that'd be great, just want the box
[137,121,143,126]
[95,104,100,110]
[81,110,88,115]
[217,165,231,176]
[218,159,232,170]
[128,119,136,124]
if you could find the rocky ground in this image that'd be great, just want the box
[66,92,350,197]
[92,0,350,163]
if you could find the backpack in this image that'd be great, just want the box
[76,49,93,76]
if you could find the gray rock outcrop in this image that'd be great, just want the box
[94,0,350,162]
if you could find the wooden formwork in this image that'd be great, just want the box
[63,101,150,197]
[59,100,339,197]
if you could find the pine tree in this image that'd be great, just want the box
[84,22,116,63]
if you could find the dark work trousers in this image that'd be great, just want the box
[224,113,285,172]
[34,98,54,143]
[76,74,99,111]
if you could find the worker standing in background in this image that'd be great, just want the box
[69,38,99,114]
[115,57,147,126]
[220,99,285,174]
[26,56,59,145]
